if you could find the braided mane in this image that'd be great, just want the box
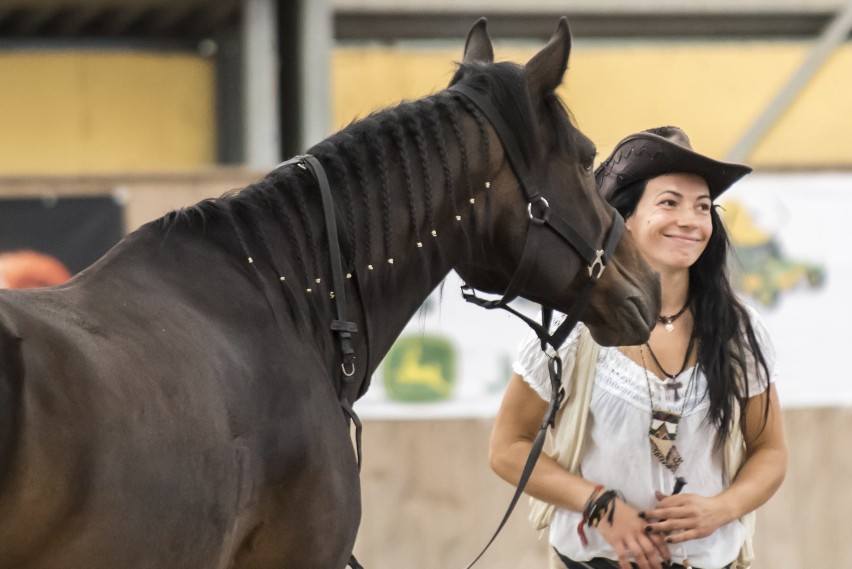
[157,59,580,303]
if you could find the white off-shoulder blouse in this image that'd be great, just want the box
[512,305,777,569]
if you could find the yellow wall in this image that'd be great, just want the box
[0,51,214,175]
[2,40,849,174]
[333,41,852,169]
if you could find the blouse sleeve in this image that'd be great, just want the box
[512,320,584,401]
[742,303,778,396]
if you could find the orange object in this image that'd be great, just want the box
[0,249,72,289]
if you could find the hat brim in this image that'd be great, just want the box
[595,132,752,201]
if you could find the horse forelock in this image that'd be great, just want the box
[451,62,541,163]
[452,60,585,165]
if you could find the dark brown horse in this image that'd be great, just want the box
[0,18,658,569]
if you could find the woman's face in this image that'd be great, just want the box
[625,173,713,274]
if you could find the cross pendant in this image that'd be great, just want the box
[665,381,683,400]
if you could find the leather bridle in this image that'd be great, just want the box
[448,84,625,568]
[448,84,624,352]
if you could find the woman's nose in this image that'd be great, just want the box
[676,207,698,227]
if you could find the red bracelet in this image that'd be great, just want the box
[577,484,604,546]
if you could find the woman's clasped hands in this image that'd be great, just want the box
[641,491,732,546]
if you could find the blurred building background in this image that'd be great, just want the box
[4,0,852,173]
[1,1,850,567]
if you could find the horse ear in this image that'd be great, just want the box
[462,18,494,64]
[524,17,572,94]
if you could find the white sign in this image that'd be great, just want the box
[724,173,851,408]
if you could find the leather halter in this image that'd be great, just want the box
[448,84,625,568]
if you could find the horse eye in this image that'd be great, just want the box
[581,151,597,172]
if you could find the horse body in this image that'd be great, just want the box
[0,228,362,569]
[0,18,659,569]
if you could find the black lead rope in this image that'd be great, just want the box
[462,355,565,569]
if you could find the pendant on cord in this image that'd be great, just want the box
[649,409,683,473]
[656,300,689,333]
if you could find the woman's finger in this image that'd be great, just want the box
[665,529,699,545]
[647,529,672,561]
[611,542,633,569]
[627,536,663,569]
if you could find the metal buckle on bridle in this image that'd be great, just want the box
[588,249,606,279]
[527,196,550,225]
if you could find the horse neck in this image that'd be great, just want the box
[208,94,495,400]
[311,94,497,378]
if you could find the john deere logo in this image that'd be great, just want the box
[383,335,456,402]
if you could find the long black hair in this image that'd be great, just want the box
[610,179,772,447]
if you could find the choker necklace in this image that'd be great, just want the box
[644,335,696,400]
[656,300,690,332]
[639,345,695,473]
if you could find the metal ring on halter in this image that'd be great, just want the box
[341,361,356,377]
[587,249,606,279]
[527,196,551,225]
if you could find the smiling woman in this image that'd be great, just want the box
[491,126,787,569]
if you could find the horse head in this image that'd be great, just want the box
[450,18,660,346]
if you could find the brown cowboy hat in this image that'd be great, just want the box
[595,126,752,201]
